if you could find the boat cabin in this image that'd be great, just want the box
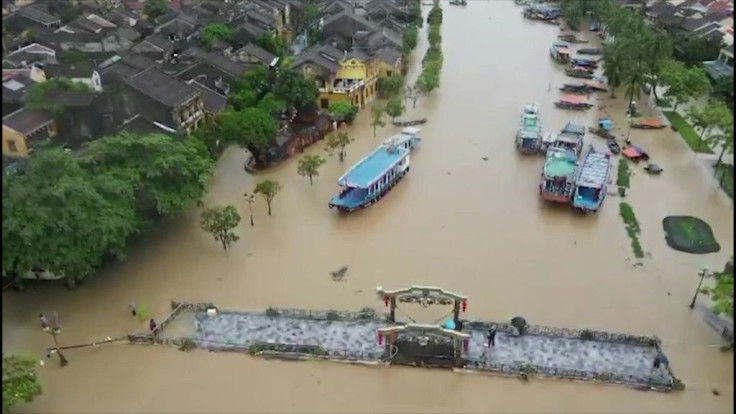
[573,148,611,212]
[382,128,422,152]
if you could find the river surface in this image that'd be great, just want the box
[3,2,734,413]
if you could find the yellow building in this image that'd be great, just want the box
[376,46,404,79]
[292,45,379,110]
[2,108,56,158]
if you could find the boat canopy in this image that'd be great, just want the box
[634,118,662,128]
[576,151,610,188]
[542,133,557,144]
[559,95,588,104]
[562,122,586,136]
[544,149,577,177]
[337,146,408,189]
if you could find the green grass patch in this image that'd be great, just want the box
[619,202,644,259]
[616,158,631,196]
[714,163,733,199]
[662,216,721,254]
[662,111,714,154]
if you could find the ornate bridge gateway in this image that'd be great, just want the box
[137,286,682,393]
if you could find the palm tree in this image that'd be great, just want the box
[643,30,673,102]
[603,43,623,98]
[622,63,647,111]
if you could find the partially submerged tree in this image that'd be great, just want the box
[215,108,277,160]
[377,75,405,98]
[370,104,386,138]
[328,101,359,123]
[659,59,711,111]
[325,131,354,162]
[708,127,734,170]
[2,354,43,413]
[602,43,624,98]
[385,96,405,121]
[254,179,282,216]
[200,205,241,251]
[273,68,318,109]
[688,101,732,150]
[297,154,326,185]
[700,262,734,317]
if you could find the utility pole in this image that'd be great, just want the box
[243,193,255,226]
[689,268,710,309]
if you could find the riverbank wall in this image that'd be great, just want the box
[127,301,681,392]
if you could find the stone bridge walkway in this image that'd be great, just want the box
[162,309,670,382]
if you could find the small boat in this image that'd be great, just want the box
[583,80,607,92]
[644,163,663,174]
[556,122,585,156]
[572,145,612,213]
[577,48,602,55]
[558,34,588,44]
[559,83,590,94]
[540,147,578,204]
[622,145,649,162]
[588,127,615,140]
[392,118,427,127]
[606,138,621,154]
[449,0,467,5]
[523,5,561,20]
[554,94,592,111]
[540,132,557,153]
[565,67,595,79]
[549,40,571,63]
[328,143,410,212]
[516,104,543,154]
[382,128,422,152]
[570,58,599,69]
[630,117,666,129]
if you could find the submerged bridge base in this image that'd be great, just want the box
[136,301,681,392]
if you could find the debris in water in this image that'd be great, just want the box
[330,266,348,282]
[667,292,671,296]
[354,290,363,294]
[712,388,720,396]
[482,157,488,161]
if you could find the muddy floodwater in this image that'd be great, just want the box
[3,2,734,413]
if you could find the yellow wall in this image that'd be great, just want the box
[337,59,367,79]
[2,126,30,157]
[379,61,402,78]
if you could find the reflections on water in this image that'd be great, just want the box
[3,2,733,413]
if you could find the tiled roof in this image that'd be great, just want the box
[2,107,54,136]
[291,44,344,73]
[44,62,95,79]
[376,46,402,67]
[126,67,199,107]
[186,80,227,113]
[16,6,59,25]
[184,47,248,77]
[240,43,278,66]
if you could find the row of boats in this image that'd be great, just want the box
[328,128,422,213]
[515,105,612,213]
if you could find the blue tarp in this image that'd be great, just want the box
[599,118,613,131]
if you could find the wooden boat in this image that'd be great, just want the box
[559,83,589,94]
[556,122,585,156]
[577,48,602,55]
[565,67,595,79]
[523,5,561,20]
[382,127,422,152]
[630,117,666,129]
[558,34,588,43]
[549,40,571,63]
[572,145,612,213]
[449,0,467,5]
[570,58,599,69]
[554,95,592,110]
[583,80,607,92]
[540,132,557,153]
[328,144,410,212]
[540,147,578,204]
[622,145,649,162]
[588,127,615,140]
[516,104,543,154]
[392,118,427,127]
[606,138,621,154]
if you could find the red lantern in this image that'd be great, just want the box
[384,296,390,307]
[463,338,469,352]
[461,300,467,313]
[378,332,383,345]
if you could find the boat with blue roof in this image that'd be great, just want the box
[572,145,612,213]
[382,127,422,152]
[328,142,411,212]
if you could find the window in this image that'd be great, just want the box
[387,71,393,77]
[321,99,329,109]
[7,140,18,153]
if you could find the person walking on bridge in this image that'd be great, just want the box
[485,326,497,348]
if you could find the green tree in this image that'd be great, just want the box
[377,75,405,98]
[257,92,287,117]
[82,133,214,217]
[254,179,282,216]
[229,66,272,110]
[255,33,286,57]
[700,263,734,317]
[385,96,405,121]
[297,154,326,185]
[2,354,42,412]
[325,131,354,162]
[643,30,673,102]
[416,69,440,95]
[659,60,710,111]
[273,68,318,109]
[143,0,168,20]
[427,4,443,26]
[27,78,91,113]
[711,76,734,109]
[671,32,722,67]
[200,205,241,250]
[58,48,88,64]
[708,127,734,169]
[428,23,441,46]
[328,101,359,123]
[293,3,320,34]
[622,62,647,111]
[405,84,421,109]
[48,0,82,24]
[602,43,624,98]
[402,25,419,56]
[201,24,231,49]
[215,108,278,156]
[370,104,386,138]
[3,149,139,285]
[687,101,732,150]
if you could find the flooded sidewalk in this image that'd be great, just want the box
[157,304,676,390]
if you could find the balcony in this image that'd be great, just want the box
[331,79,365,94]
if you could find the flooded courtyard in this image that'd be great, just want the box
[3,2,734,413]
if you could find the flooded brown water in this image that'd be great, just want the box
[3,2,734,413]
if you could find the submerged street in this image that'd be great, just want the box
[3,2,734,413]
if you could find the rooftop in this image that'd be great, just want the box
[291,44,344,73]
[239,43,279,66]
[16,6,59,25]
[2,107,55,136]
[44,62,95,79]
[186,80,227,114]
[338,145,408,189]
[126,67,199,108]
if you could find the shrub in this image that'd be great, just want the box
[620,202,644,258]
[579,329,595,340]
[178,338,197,351]
[326,310,340,321]
[328,101,359,123]
[265,307,280,317]
[377,75,405,98]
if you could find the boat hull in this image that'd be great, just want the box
[329,168,409,213]
[540,186,572,203]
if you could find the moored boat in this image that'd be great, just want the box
[570,58,599,69]
[554,94,593,111]
[559,83,590,94]
[558,34,588,44]
[516,105,543,154]
[540,147,578,204]
[630,117,666,129]
[555,122,585,156]
[572,145,612,213]
[382,127,422,152]
[577,48,602,55]
[449,0,467,5]
[549,40,571,63]
[565,66,595,79]
[540,132,557,153]
[392,118,427,127]
[329,144,410,212]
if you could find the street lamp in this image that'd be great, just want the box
[42,311,68,367]
[243,193,255,226]
[689,268,710,309]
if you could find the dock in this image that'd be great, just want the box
[141,301,681,392]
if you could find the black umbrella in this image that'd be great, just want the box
[511,316,528,335]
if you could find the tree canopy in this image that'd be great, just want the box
[215,108,278,152]
[254,180,282,216]
[255,33,287,57]
[3,354,42,413]
[385,96,405,120]
[143,0,168,20]
[659,59,711,111]
[27,78,91,113]
[201,24,231,49]
[273,68,318,109]
[297,154,326,185]
[701,261,734,317]
[200,205,241,250]
[370,104,386,138]
[328,101,358,123]
[325,131,354,162]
